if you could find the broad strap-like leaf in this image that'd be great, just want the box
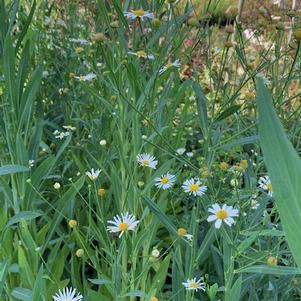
[256,77,301,269]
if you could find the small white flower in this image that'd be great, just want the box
[124,9,154,20]
[258,175,273,196]
[151,248,160,258]
[207,203,239,229]
[53,182,61,190]
[74,73,96,81]
[128,50,154,60]
[69,38,89,45]
[107,212,139,237]
[28,160,35,168]
[53,130,70,140]
[159,60,181,75]
[182,278,205,291]
[137,153,158,169]
[186,152,194,158]
[176,147,186,155]
[154,172,176,190]
[52,287,83,301]
[86,168,101,181]
[182,178,207,196]
[99,139,107,146]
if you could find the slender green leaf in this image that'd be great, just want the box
[256,77,301,269]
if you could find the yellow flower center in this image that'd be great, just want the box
[190,183,199,192]
[119,223,129,231]
[132,9,145,17]
[267,182,272,191]
[161,176,169,184]
[142,159,150,166]
[190,282,198,289]
[165,63,173,68]
[136,50,146,57]
[79,75,84,81]
[216,209,229,220]
[177,228,187,236]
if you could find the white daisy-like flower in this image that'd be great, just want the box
[74,73,96,81]
[107,212,139,238]
[53,287,83,301]
[207,203,239,229]
[159,60,181,75]
[137,153,158,169]
[124,9,154,20]
[154,172,176,190]
[69,38,89,45]
[128,50,154,60]
[182,278,205,291]
[86,168,101,181]
[258,175,273,196]
[182,178,207,196]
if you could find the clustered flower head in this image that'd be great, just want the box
[53,287,83,301]
[207,203,239,229]
[107,212,139,237]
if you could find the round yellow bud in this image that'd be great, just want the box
[294,28,301,41]
[138,181,145,187]
[178,228,187,237]
[150,297,159,301]
[239,160,248,170]
[188,17,199,27]
[91,32,107,42]
[225,25,234,34]
[151,18,161,28]
[267,256,277,266]
[68,219,78,228]
[110,21,119,28]
[97,188,106,197]
[75,47,84,53]
[76,249,84,257]
[220,162,229,170]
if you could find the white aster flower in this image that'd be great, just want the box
[258,175,273,196]
[207,203,239,229]
[69,38,89,45]
[52,287,83,301]
[107,212,139,237]
[137,153,158,169]
[124,9,154,20]
[86,168,101,181]
[182,178,207,196]
[74,73,96,81]
[159,60,181,75]
[154,172,176,190]
[182,278,205,291]
[128,50,154,60]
